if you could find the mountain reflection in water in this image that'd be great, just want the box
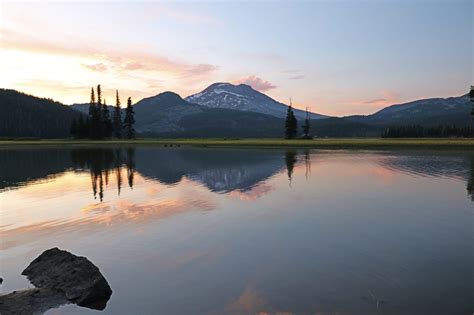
[0,147,473,201]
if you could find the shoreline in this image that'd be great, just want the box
[0,138,474,149]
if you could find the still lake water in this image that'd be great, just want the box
[0,146,472,314]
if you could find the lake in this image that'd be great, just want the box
[0,146,472,314]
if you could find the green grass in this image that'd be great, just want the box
[0,138,474,149]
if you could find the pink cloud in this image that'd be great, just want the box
[233,75,276,92]
[1,27,218,78]
[184,64,219,77]
[123,61,147,70]
[82,63,108,72]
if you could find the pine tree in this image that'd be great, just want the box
[113,90,122,138]
[302,107,310,139]
[123,97,135,139]
[285,101,298,139]
[88,87,99,139]
[470,86,474,119]
[102,99,112,138]
[96,85,103,139]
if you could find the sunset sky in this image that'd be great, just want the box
[0,0,471,116]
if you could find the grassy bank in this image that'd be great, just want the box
[1,138,474,149]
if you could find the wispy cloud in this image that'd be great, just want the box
[233,75,276,92]
[82,63,108,72]
[364,98,386,104]
[363,91,401,106]
[289,74,305,80]
[327,90,403,116]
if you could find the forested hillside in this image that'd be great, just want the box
[0,89,82,138]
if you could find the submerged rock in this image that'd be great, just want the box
[0,288,69,314]
[21,247,112,307]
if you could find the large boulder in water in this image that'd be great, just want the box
[21,247,112,307]
[0,288,69,314]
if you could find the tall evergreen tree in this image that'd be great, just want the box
[123,97,136,139]
[102,99,112,138]
[470,85,474,119]
[285,101,298,139]
[113,90,122,138]
[88,87,97,138]
[302,107,310,138]
[96,85,103,139]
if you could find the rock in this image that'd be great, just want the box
[21,248,112,307]
[0,288,69,314]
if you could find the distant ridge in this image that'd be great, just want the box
[1,87,471,139]
[345,94,472,127]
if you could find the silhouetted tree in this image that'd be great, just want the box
[285,102,298,139]
[124,97,136,139]
[113,90,122,138]
[88,87,99,138]
[302,107,310,139]
[470,86,474,119]
[102,99,113,138]
[96,85,103,139]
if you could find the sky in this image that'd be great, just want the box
[0,0,472,116]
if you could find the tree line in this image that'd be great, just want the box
[382,124,474,138]
[70,85,135,139]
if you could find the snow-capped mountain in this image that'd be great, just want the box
[186,83,326,120]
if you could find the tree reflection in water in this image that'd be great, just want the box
[467,157,474,201]
[70,147,135,201]
[285,151,297,185]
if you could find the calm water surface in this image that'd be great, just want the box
[0,146,472,314]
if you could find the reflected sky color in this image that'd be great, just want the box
[0,1,471,115]
[0,147,473,314]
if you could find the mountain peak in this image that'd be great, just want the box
[151,91,183,101]
[134,91,191,111]
[185,82,326,120]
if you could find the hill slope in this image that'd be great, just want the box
[347,95,472,127]
[0,89,82,138]
[186,83,326,120]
